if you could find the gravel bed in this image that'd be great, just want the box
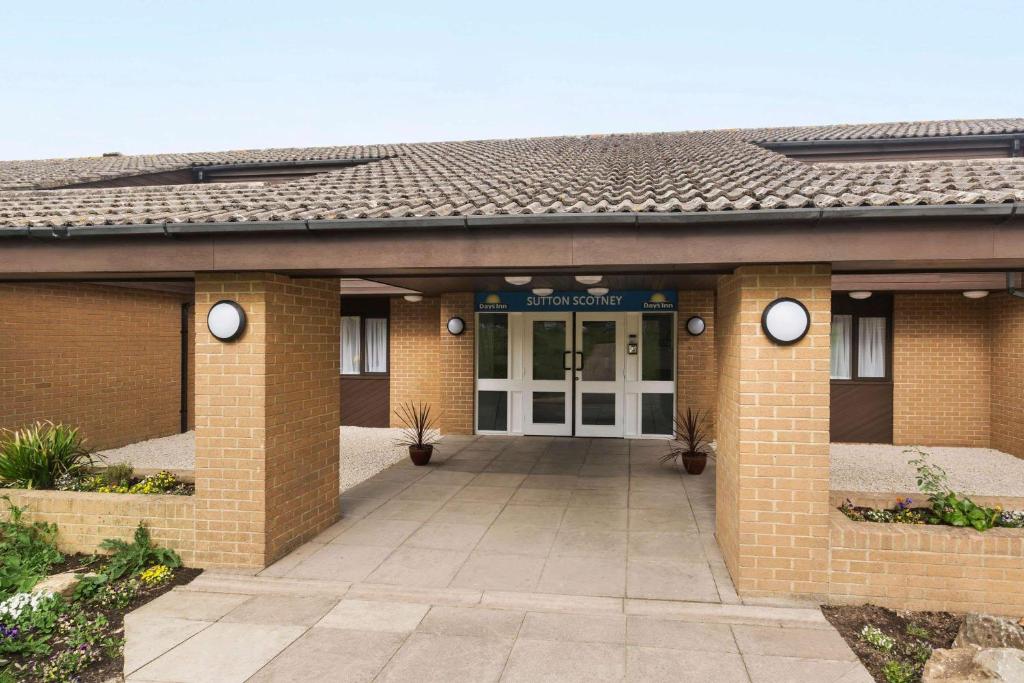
[831,443,1024,497]
[98,427,411,492]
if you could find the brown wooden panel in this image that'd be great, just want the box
[831,382,893,443]
[340,376,390,427]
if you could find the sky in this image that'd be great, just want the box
[1,0,1021,159]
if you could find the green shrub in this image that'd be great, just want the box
[75,523,181,600]
[101,463,134,489]
[0,422,94,490]
[908,449,1000,531]
[0,496,63,599]
[882,659,918,683]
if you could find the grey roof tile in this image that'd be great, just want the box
[0,119,1022,228]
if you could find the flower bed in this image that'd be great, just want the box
[0,499,200,682]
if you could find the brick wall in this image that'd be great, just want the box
[828,511,1024,616]
[389,296,441,428]
[0,283,188,450]
[893,292,991,447]
[193,273,339,570]
[990,292,1024,459]
[4,489,196,565]
[715,265,832,598]
[677,290,716,436]
[439,293,475,434]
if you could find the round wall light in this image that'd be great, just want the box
[447,316,466,335]
[587,286,610,296]
[403,294,423,303]
[532,287,554,296]
[575,275,603,286]
[761,297,811,345]
[962,290,989,299]
[686,316,706,336]
[207,300,246,342]
[504,276,532,286]
[848,291,873,300]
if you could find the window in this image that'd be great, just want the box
[858,317,886,378]
[477,314,508,379]
[830,315,852,379]
[641,313,674,381]
[340,316,388,375]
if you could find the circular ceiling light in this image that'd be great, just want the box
[575,275,603,286]
[761,297,811,345]
[962,290,989,299]
[403,294,423,302]
[587,287,610,296]
[532,287,554,296]
[446,316,466,335]
[686,316,706,336]
[504,276,532,286]
[848,291,873,300]
[207,300,246,342]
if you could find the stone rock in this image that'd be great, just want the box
[923,645,1024,682]
[955,614,1024,650]
[31,571,82,597]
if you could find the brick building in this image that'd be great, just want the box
[2,118,1023,607]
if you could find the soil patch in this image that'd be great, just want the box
[823,604,962,683]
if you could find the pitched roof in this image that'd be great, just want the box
[1,118,1023,228]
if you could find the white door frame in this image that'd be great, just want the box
[523,312,573,436]
[574,312,625,437]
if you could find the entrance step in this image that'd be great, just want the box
[180,572,829,629]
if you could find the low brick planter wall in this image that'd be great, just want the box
[3,489,196,565]
[828,509,1024,616]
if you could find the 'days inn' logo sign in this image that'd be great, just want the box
[474,290,677,312]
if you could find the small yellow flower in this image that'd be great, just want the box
[140,564,173,586]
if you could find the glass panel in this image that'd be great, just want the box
[532,320,566,380]
[477,314,508,379]
[858,317,886,378]
[641,393,674,435]
[830,315,852,380]
[477,391,508,431]
[581,320,616,382]
[364,318,387,373]
[581,393,615,425]
[532,392,565,424]
[642,314,674,381]
[341,316,360,375]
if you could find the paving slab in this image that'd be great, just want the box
[625,645,750,682]
[123,615,212,675]
[742,654,873,683]
[731,624,858,661]
[318,599,430,632]
[518,611,626,644]
[379,632,514,682]
[220,594,339,626]
[502,638,626,682]
[417,605,525,639]
[246,627,406,683]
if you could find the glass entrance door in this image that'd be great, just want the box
[523,313,573,436]
[574,313,625,437]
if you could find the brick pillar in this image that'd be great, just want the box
[677,290,717,437]
[715,265,831,599]
[389,296,441,427]
[194,273,340,570]
[440,293,475,434]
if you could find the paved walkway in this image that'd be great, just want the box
[124,436,870,682]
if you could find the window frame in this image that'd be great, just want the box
[830,294,893,383]
[340,314,390,377]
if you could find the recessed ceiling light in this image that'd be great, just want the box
[848,291,872,300]
[403,294,423,302]
[504,276,532,286]
[575,275,603,286]
[532,287,554,296]
[962,290,989,299]
[587,287,610,296]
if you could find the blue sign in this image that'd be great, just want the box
[475,290,677,312]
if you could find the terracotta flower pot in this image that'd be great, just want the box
[408,444,433,466]
[681,451,707,475]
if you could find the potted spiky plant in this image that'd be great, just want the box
[394,402,441,466]
[660,408,713,475]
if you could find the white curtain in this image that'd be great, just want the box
[858,317,886,378]
[364,318,388,373]
[830,315,852,379]
[341,316,361,374]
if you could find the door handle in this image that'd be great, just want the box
[563,350,572,371]
[575,351,584,372]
